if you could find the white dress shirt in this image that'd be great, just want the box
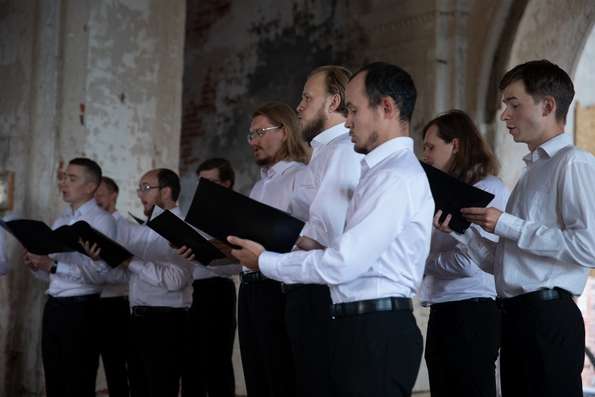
[291,123,363,247]
[100,211,130,298]
[243,160,307,273]
[0,229,9,275]
[249,160,308,218]
[453,133,595,297]
[108,206,193,307]
[260,137,435,304]
[419,176,509,305]
[56,206,193,307]
[34,199,117,298]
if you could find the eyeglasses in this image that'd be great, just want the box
[247,125,282,142]
[136,184,162,193]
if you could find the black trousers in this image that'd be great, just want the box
[330,310,423,397]
[425,298,501,397]
[98,296,130,397]
[182,277,237,397]
[285,284,332,397]
[238,278,296,397]
[42,294,101,397]
[500,293,584,397]
[128,307,188,397]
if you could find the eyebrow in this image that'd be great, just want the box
[502,96,518,102]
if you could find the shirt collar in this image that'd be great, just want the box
[362,137,414,170]
[523,132,572,164]
[311,123,349,148]
[64,198,98,218]
[260,160,295,179]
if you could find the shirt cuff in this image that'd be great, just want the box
[128,259,143,274]
[259,251,283,281]
[494,212,523,242]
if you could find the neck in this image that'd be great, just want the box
[322,114,346,132]
[528,125,565,152]
[161,200,176,210]
[70,197,93,212]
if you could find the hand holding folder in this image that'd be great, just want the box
[420,162,495,233]
[145,209,225,265]
[0,219,132,267]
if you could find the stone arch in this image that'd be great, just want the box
[479,0,595,187]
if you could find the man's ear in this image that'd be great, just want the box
[222,180,233,189]
[327,94,341,113]
[382,96,399,120]
[542,96,557,118]
[161,186,173,202]
[451,137,460,154]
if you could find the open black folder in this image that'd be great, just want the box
[185,177,305,253]
[146,209,225,265]
[0,219,132,267]
[420,162,495,233]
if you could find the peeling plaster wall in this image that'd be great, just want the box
[0,0,186,395]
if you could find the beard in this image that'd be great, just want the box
[301,109,326,143]
[353,130,379,154]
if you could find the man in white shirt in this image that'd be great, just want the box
[181,158,238,397]
[93,176,130,397]
[64,168,192,397]
[112,168,192,397]
[24,157,116,397]
[239,102,309,397]
[438,60,595,397]
[285,65,362,397]
[230,62,435,397]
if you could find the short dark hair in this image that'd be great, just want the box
[196,158,235,188]
[309,65,352,117]
[423,110,500,185]
[499,59,575,122]
[101,176,119,194]
[156,168,181,201]
[351,62,417,122]
[69,157,102,186]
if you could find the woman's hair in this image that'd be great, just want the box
[422,109,499,184]
[252,102,310,164]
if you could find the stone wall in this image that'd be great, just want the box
[0,0,186,394]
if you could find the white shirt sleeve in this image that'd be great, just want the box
[260,171,413,285]
[128,258,191,291]
[494,159,595,268]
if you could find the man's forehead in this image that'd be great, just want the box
[304,72,327,93]
[66,164,84,175]
[140,171,158,184]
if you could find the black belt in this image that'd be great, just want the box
[331,297,413,318]
[497,288,572,310]
[430,297,494,310]
[240,271,269,284]
[131,305,189,317]
[47,293,100,304]
[281,283,307,293]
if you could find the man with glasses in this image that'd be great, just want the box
[241,102,309,397]
[181,158,238,397]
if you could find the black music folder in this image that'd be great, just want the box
[185,177,305,253]
[421,162,495,233]
[0,219,132,267]
[146,209,225,264]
